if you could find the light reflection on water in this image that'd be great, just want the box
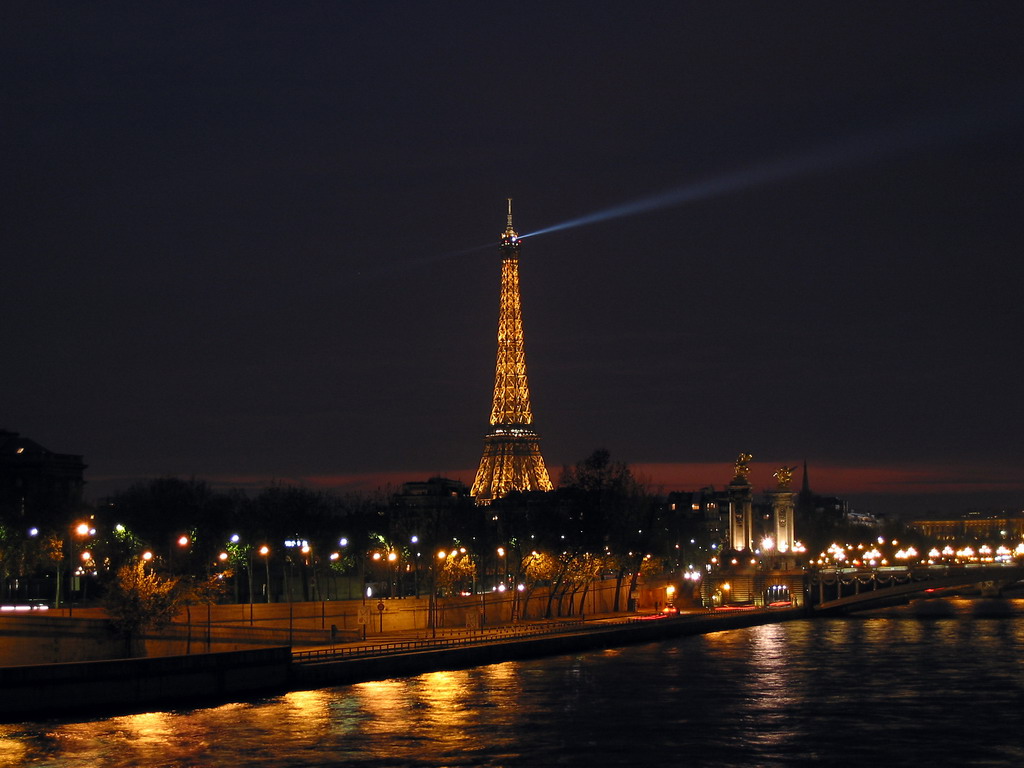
[2,602,1023,767]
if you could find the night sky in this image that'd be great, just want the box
[5,3,1023,516]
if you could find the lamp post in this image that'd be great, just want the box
[387,550,398,597]
[431,549,447,638]
[173,534,190,576]
[371,550,382,600]
[259,546,271,602]
[68,522,92,617]
[497,546,506,591]
[80,550,94,602]
[759,536,774,568]
[337,537,350,599]
[301,543,314,601]
[409,536,421,597]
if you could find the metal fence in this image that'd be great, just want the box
[292,618,587,663]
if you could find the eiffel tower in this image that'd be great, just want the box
[471,200,554,504]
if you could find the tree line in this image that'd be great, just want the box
[2,448,911,651]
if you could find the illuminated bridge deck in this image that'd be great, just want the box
[811,563,1024,613]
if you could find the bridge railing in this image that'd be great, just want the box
[812,562,1024,582]
[291,618,587,663]
[811,562,1024,612]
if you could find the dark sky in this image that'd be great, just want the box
[4,2,1023,516]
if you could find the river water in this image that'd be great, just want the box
[2,599,1022,767]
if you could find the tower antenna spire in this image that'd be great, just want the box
[503,197,517,239]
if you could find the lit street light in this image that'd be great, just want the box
[259,545,271,603]
[68,522,93,617]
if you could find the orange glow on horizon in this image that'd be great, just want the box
[91,461,1024,499]
[629,461,1024,496]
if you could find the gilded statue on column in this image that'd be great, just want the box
[733,453,753,481]
[774,465,796,489]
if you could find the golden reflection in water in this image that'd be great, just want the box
[740,623,805,747]
[700,628,738,646]
[481,660,518,695]
[746,623,794,697]
[414,670,471,729]
[353,671,478,759]
[47,709,205,767]
[118,710,174,745]
[353,679,411,731]
[0,738,26,767]
[281,688,333,727]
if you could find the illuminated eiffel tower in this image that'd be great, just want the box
[471,200,554,504]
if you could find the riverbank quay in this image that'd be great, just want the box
[0,608,802,721]
[0,578,640,664]
[291,607,806,688]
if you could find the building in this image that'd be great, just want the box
[907,514,1024,542]
[0,429,86,526]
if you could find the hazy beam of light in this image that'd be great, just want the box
[356,89,1022,279]
[347,241,492,283]
[518,93,1024,240]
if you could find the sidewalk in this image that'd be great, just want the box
[305,615,590,654]
[294,610,701,660]
[288,606,798,691]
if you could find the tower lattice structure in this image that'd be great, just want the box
[471,200,553,504]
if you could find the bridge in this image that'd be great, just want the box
[810,563,1024,614]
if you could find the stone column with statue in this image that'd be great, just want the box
[766,465,797,565]
[727,453,754,552]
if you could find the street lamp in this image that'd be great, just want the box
[79,550,93,601]
[496,546,506,592]
[761,537,775,569]
[171,534,191,575]
[387,551,398,597]
[429,550,450,639]
[411,535,420,597]
[68,522,92,616]
[300,543,316,601]
[259,545,271,602]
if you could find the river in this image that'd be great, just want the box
[1,599,1022,767]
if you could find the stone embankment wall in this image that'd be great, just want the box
[0,647,291,720]
[0,575,677,665]
[291,608,803,689]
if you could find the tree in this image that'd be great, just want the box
[560,449,657,611]
[0,524,27,600]
[104,560,183,656]
[562,552,607,617]
[436,548,476,597]
[520,550,558,619]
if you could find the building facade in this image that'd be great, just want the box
[0,429,86,526]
